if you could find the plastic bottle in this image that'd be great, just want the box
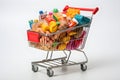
[53,8,62,21]
[53,8,59,13]
[39,10,43,20]
[39,10,47,20]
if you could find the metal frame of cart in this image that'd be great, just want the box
[30,5,99,77]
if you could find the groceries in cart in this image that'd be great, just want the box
[27,7,91,50]
[27,5,99,77]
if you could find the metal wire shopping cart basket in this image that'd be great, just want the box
[27,5,99,77]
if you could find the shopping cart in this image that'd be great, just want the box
[27,5,99,77]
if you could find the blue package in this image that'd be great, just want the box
[74,14,90,25]
[28,20,33,29]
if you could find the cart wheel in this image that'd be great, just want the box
[61,59,67,64]
[47,69,54,77]
[32,65,38,72]
[81,64,87,71]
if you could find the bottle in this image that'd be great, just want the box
[53,8,62,21]
[39,10,47,20]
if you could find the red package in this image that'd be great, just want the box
[27,30,40,43]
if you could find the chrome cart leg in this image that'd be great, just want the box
[63,50,67,57]
[61,50,68,64]
[66,50,72,63]
[50,51,53,59]
[76,49,88,71]
[46,51,50,60]
[76,49,88,63]
[62,50,71,63]
[46,51,54,60]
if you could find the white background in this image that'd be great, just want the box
[0,0,120,80]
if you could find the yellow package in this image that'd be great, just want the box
[66,8,80,18]
[58,43,66,50]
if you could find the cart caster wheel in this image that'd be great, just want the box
[47,69,54,77]
[32,65,38,72]
[61,59,67,64]
[81,64,87,71]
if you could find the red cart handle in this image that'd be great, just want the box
[63,5,99,15]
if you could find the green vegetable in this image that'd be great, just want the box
[52,42,59,47]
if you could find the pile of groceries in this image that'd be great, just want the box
[27,6,91,50]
